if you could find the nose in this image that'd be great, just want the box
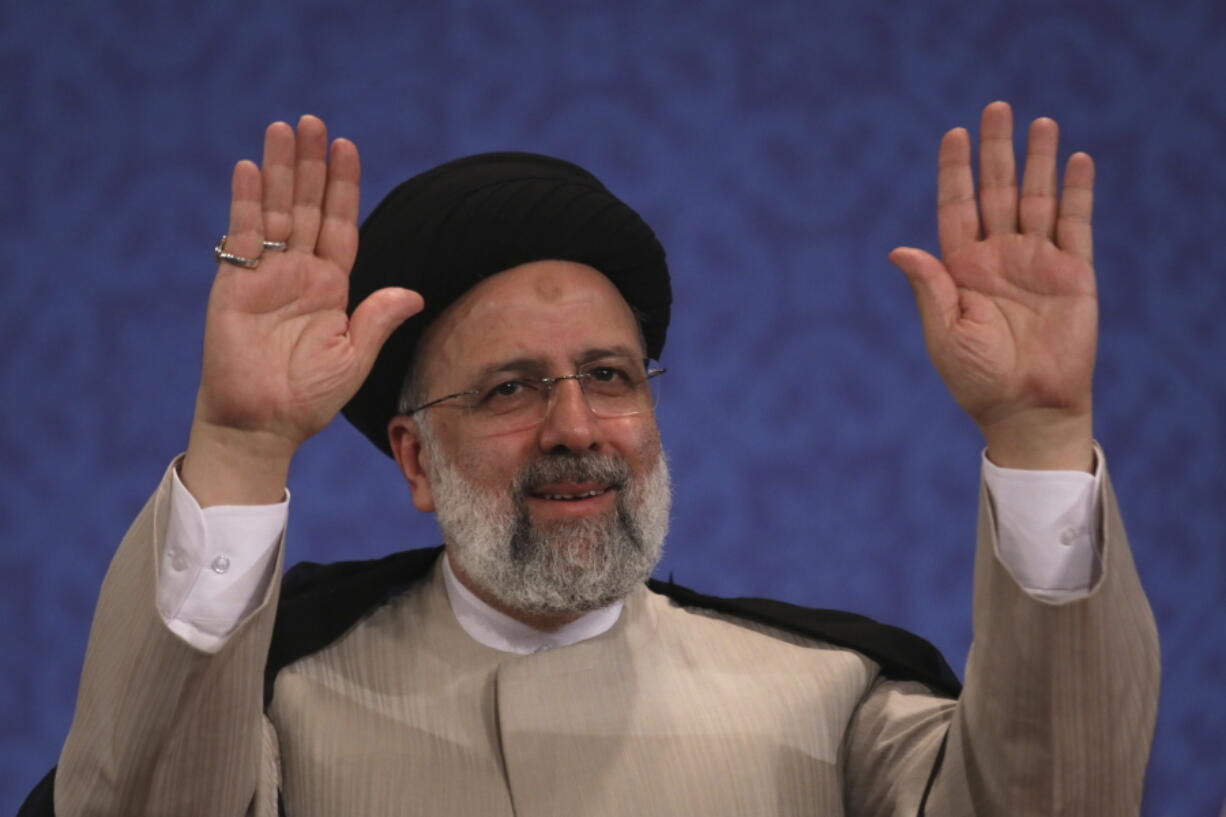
[536,378,602,454]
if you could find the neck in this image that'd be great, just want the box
[445,551,585,631]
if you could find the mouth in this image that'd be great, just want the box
[533,484,612,501]
[525,482,619,517]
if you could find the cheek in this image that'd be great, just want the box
[606,416,663,468]
[450,435,536,488]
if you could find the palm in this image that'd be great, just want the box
[935,234,1096,426]
[891,103,1097,436]
[204,249,355,441]
[198,117,422,448]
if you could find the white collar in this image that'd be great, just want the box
[441,553,624,655]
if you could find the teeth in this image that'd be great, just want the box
[540,489,605,501]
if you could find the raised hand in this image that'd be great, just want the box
[890,102,1097,471]
[182,116,424,505]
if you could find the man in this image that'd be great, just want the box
[26,102,1158,816]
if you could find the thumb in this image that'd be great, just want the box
[889,247,958,335]
[349,287,426,370]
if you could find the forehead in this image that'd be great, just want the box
[419,260,643,383]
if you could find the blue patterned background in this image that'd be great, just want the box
[3,0,1223,813]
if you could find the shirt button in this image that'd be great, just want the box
[210,555,231,574]
[169,549,188,571]
[1059,528,1079,546]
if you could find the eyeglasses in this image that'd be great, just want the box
[407,356,666,435]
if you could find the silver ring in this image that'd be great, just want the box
[214,235,260,269]
[262,240,288,251]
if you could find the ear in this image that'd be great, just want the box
[388,416,436,512]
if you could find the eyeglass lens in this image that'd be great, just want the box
[466,359,661,434]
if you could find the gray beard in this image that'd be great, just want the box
[421,431,670,616]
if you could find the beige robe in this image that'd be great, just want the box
[55,460,1159,816]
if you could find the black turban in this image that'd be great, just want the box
[341,152,672,457]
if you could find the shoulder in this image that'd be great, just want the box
[264,546,444,704]
[646,578,961,697]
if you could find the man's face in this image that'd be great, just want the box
[389,260,670,617]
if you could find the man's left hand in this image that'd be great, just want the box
[890,101,1097,472]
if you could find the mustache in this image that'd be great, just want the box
[512,453,632,498]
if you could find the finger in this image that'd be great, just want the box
[889,247,960,338]
[224,159,264,264]
[1019,117,1060,239]
[261,121,296,243]
[1057,151,1095,266]
[978,101,1018,236]
[937,127,979,258]
[349,287,427,374]
[316,138,361,272]
[288,114,329,251]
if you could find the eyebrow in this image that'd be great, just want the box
[468,346,644,385]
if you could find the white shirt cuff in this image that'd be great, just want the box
[982,446,1103,603]
[155,462,288,652]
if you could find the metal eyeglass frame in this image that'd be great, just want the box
[406,363,667,416]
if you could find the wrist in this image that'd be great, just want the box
[182,419,296,507]
[980,409,1094,472]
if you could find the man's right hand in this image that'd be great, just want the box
[181,116,423,506]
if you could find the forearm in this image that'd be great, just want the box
[56,462,282,817]
[929,460,1159,813]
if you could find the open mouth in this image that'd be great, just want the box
[536,485,613,500]
[528,482,620,503]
